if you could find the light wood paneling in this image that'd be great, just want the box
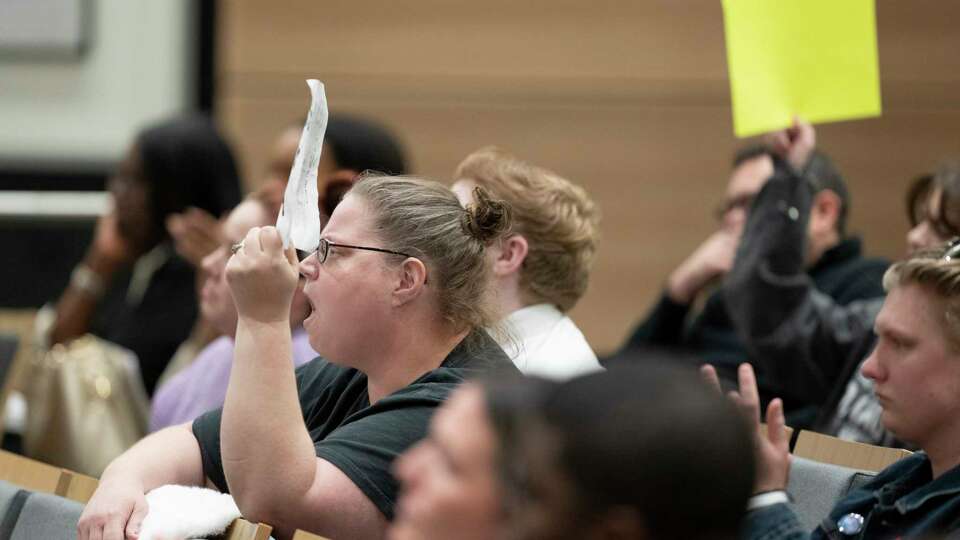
[215,0,960,353]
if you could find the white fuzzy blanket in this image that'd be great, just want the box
[137,485,243,540]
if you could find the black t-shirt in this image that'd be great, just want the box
[192,330,515,520]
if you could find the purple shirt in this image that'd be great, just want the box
[149,329,317,432]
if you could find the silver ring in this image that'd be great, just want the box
[230,241,244,255]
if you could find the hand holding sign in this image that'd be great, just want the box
[765,116,816,173]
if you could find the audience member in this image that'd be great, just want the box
[452,147,602,380]
[391,364,755,540]
[620,140,887,415]
[325,114,408,176]
[725,119,960,445]
[713,242,960,538]
[906,164,960,253]
[46,115,242,395]
[149,190,317,431]
[78,175,516,540]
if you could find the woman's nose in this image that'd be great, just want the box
[906,222,932,254]
[299,254,319,280]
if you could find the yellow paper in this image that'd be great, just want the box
[722,0,882,137]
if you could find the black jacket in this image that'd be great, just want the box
[724,160,893,443]
[622,171,887,415]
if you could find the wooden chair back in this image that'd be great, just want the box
[0,450,100,503]
[293,529,332,540]
[60,469,98,503]
[760,423,794,444]
[793,430,912,472]
[220,518,273,540]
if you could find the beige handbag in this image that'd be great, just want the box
[24,335,149,477]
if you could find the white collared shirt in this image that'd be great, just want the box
[495,303,602,380]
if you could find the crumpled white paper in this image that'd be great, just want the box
[276,79,328,251]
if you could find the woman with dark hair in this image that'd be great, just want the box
[311,113,410,221]
[46,115,242,395]
[391,364,756,540]
[906,164,960,254]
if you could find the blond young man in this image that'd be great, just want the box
[711,241,960,539]
[451,147,601,380]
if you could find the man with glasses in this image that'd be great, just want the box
[617,142,887,422]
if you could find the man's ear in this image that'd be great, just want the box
[811,189,842,235]
[492,234,529,277]
[393,257,428,307]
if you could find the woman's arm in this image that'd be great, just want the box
[77,423,205,540]
[225,319,386,539]
[221,226,386,539]
[50,211,131,345]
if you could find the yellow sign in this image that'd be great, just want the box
[722,0,882,137]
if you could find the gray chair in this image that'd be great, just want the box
[787,456,876,531]
[0,481,23,520]
[9,491,83,540]
[0,480,27,539]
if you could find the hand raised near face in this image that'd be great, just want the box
[701,363,791,494]
[166,206,225,268]
[88,207,136,273]
[666,229,740,305]
[225,226,300,325]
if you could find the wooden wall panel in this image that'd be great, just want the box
[215,0,960,354]
[219,1,729,80]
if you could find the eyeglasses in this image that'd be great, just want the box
[942,237,960,261]
[300,238,416,265]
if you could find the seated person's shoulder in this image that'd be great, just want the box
[385,330,518,404]
[435,329,518,375]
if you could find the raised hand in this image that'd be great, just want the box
[89,209,135,272]
[225,226,300,325]
[666,229,740,304]
[166,207,226,267]
[701,363,791,494]
[765,116,816,173]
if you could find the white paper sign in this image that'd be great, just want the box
[276,79,328,251]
